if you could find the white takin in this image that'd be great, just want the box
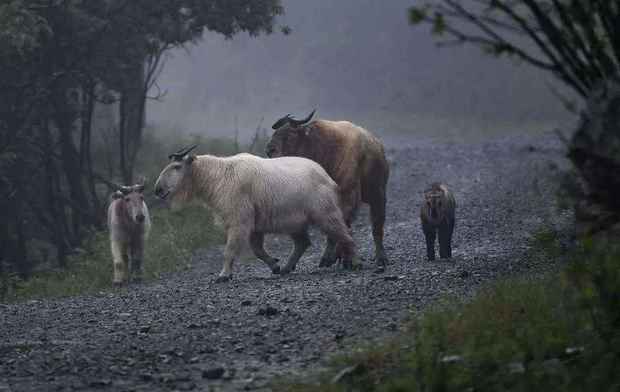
[154,145,355,282]
[107,184,151,285]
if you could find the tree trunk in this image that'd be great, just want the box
[119,62,146,185]
[80,83,103,228]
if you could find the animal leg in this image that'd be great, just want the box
[423,224,436,261]
[249,232,280,274]
[319,238,337,268]
[111,240,129,285]
[317,216,356,270]
[331,184,360,266]
[217,226,250,283]
[129,237,145,283]
[439,220,454,259]
[281,231,311,274]
[368,186,388,272]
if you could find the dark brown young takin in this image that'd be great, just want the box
[266,110,390,272]
[420,183,456,261]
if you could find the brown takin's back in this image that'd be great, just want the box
[266,115,390,269]
[301,119,388,197]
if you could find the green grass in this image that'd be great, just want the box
[0,129,269,302]
[275,235,620,392]
[3,204,223,302]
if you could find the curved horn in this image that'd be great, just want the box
[271,113,293,130]
[168,144,198,161]
[289,109,316,127]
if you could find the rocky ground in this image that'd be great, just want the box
[0,131,573,392]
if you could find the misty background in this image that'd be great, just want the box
[148,0,572,140]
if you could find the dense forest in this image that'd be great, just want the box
[0,0,285,278]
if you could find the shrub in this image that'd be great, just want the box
[4,201,221,302]
[277,236,620,392]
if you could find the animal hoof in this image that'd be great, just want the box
[272,265,281,275]
[215,275,232,283]
[280,264,297,275]
[319,257,336,268]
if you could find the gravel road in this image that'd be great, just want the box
[0,131,572,392]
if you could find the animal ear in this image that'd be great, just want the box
[184,154,196,164]
[134,184,145,193]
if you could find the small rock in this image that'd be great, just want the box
[440,355,463,364]
[88,379,112,387]
[257,305,280,317]
[507,362,525,374]
[241,300,252,306]
[138,325,151,333]
[177,381,197,391]
[139,373,153,381]
[117,313,131,318]
[156,373,176,383]
[202,367,225,380]
[383,275,399,281]
[564,346,584,356]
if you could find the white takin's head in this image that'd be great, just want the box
[112,185,147,224]
[153,144,197,201]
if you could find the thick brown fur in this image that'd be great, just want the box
[420,183,456,261]
[267,118,390,270]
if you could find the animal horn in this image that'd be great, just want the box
[271,114,292,130]
[289,109,316,127]
[168,144,198,161]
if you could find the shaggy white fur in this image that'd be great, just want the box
[108,186,151,285]
[154,153,355,281]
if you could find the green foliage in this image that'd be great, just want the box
[530,228,563,258]
[1,131,268,303]
[277,237,620,391]
[0,0,51,55]
[4,204,222,303]
[0,0,285,282]
[408,7,427,25]
[408,1,620,98]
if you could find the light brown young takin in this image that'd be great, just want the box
[420,183,456,261]
[153,145,356,282]
[266,110,390,272]
[107,184,151,285]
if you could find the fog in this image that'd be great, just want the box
[147,0,571,140]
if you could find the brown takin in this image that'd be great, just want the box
[266,110,390,272]
[108,184,151,285]
[420,183,456,261]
